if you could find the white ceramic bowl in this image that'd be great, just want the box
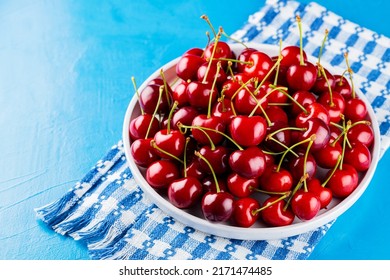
[122,43,380,240]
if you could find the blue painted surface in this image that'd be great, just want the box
[0,0,389,260]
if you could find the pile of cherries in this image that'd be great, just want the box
[129,16,374,228]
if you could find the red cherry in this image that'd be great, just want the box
[264,121,291,152]
[232,197,260,227]
[186,81,218,111]
[211,98,235,125]
[227,172,258,198]
[260,165,293,192]
[176,54,205,82]
[191,115,226,145]
[172,80,190,107]
[243,51,273,81]
[317,91,345,123]
[291,190,321,220]
[197,145,230,175]
[236,47,257,72]
[344,141,371,172]
[312,67,335,94]
[221,73,251,99]
[307,178,333,209]
[288,152,317,181]
[233,83,268,115]
[171,106,198,130]
[344,98,368,122]
[295,102,330,127]
[153,129,186,159]
[202,176,228,193]
[203,41,232,68]
[201,191,235,222]
[184,158,205,181]
[197,61,227,85]
[265,105,288,124]
[290,90,317,116]
[129,114,159,140]
[229,115,267,147]
[327,164,359,198]
[130,138,159,168]
[146,160,180,189]
[261,196,295,227]
[262,82,288,104]
[286,61,318,91]
[168,177,203,209]
[280,46,307,67]
[313,139,342,169]
[347,123,374,147]
[139,83,171,114]
[229,146,266,179]
[297,118,330,151]
[333,75,352,99]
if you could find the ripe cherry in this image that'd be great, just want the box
[259,165,293,192]
[129,114,159,141]
[347,122,374,147]
[130,138,159,168]
[191,115,226,146]
[229,115,267,147]
[232,197,260,227]
[146,160,180,189]
[201,191,235,222]
[227,172,258,198]
[153,129,186,159]
[290,90,317,117]
[307,178,332,209]
[344,98,367,122]
[291,190,321,220]
[260,196,295,227]
[168,177,203,209]
[344,141,371,172]
[313,139,342,169]
[197,145,230,175]
[297,118,330,151]
[229,146,266,179]
[186,81,218,111]
[243,51,273,82]
[327,163,359,198]
[176,52,205,82]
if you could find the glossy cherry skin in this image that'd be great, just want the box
[172,80,189,107]
[288,152,317,181]
[307,178,333,209]
[286,61,318,91]
[227,172,258,198]
[229,146,266,179]
[171,106,199,131]
[153,129,186,159]
[344,141,371,172]
[203,41,233,68]
[265,105,288,124]
[297,118,330,151]
[130,138,159,168]
[232,197,260,227]
[333,75,352,99]
[201,191,235,222]
[327,164,359,198]
[260,165,293,192]
[229,115,267,147]
[233,84,268,115]
[167,177,203,209]
[313,138,342,169]
[264,121,291,153]
[211,98,235,125]
[202,176,228,193]
[139,83,171,114]
[317,91,345,123]
[146,160,180,189]
[347,123,374,148]
[261,81,288,104]
[197,145,230,175]
[186,81,218,111]
[243,51,274,82]
[129,114,159,141]
[221,73,251,99]
[344,98,368,122]
[236,47,257,72]
[191,115,226,146]
[280,46,307,67]
[312,67,335,94]
[197,61,227,85]
[176,54,205,82]
[261,196,295,227]
[295,102,330,127]
[184,159,206,181]
[291,190,321,221]
[290,90,317,117]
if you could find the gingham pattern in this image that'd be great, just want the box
[35,0,390,260]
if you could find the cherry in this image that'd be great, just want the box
[129,113,159,141]
[291,190,321,221]
[264,121,292,152]
[259,165,293,193]
[191,115,226,145]
[153,129,186,159]
[176,53,205,82]
[243,51,274,82]
[140,83,171,114]
[280,45,307,68]
[333,74,352,99]
[197,145,230,175]
[130,138,159,168]
[265,104,289,124]
[236,47,257,72]
[229,115,267,147]
[203,41,233,68]
[262,82,288,104]
[184,158,205,181]
[201,191,235,222]
[227,172,258,198]
[232,197,260,227]
[344,98,367,122]
[295,102,330,127]
[327,163,358,198]
[344,141,371,172]
[313,138,342,169]
[229,146,266,179]
[288,152,317,181]
[297,118,330,151]
[307,178,332,209]
[168,177,203,209]
[233,83,268,115]
[317,91,345,123]
[186,81,218,111]
[260,196,295,227]
[171,106,199,131]
[347,122,374,147]
[197,61,227,85]
[290,90,317,117]
[146,160,180,189]
[312,67,335,94]
[202,176,227,193]
[211,96,235,125]
[172,80,190,107]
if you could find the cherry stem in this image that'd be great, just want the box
[273,38,283,85]
[266,126,306,140]
[222,30,248,49]
[160,69,172,107]
[340,120,352,170]
[177,122,216,150]
[183,137,191,178]
[302,137,315,192]
[218,90,227,112]
[337,69,349,86]
[179,123,243,151]
[230,78,254,101]
[268,137,299,158]
[344,52,356,99]
[317,29,329,68]
[322,155,342,187]
[276,134,315,172]
[252,192,290,215]
[202,27,222,84]
[318,63,334,107]
[201,15,216,38]
[255,55,283,92]
[150,140,184,164]
[194,150,220,193]
[208,57,253,65]
[283,174,308,211]
[166,101,178,134]
[296,15,305,66]
[203,31,210,57]
[145,86,163,139]
[208,61,221,118]
[250,187,291,196]
[225,61,236,82]
[131,76,144,115]
[269,85,308,114]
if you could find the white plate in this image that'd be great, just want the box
[122,43,381,240]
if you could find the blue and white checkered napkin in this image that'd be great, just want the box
[35,0,390,260]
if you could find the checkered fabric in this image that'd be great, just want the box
[35,0,390,260]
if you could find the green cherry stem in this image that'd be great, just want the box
[273,38,283,85]
[131,76,144,115]
[202,28,222,84]
[201,15,217,38]
[166,101,178,134]
[318,63,334,107]
[322,155,342,187]
[207,61,221,118]
[296,15,305,66]
[344,52,356,99]
[150,139,184,164]
[253,192,290,216]
[302,136,315,192]
[183,137,191,178]
[339,120,352,170]
[255,54,283,92]
[317,29,329,69]
[222,30,248,49]
[177,122,216,150]
[250,187,291,196]
[283,174,308,211]
[160,69,171,107]
[195,150,220,193]
[269,85,308,114]
[145,85,163,139]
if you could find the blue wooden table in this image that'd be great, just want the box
[1,0,389,260]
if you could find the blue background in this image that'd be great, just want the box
[0,0,389,260]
